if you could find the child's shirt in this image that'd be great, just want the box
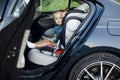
[54,25,63,36]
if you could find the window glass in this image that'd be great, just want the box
[12,0,29,18]
[0,0,7,21]
[0,0,30,31]
[38,0,69,12]
[37,0,79,12]
[70,0,79,8]
[115,0,120,3]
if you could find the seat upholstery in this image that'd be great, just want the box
[41,28,54,39]
[28,49,57,66]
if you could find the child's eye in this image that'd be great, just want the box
[55,18,58,20]
[59,17,62,19]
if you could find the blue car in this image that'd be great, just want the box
[0,0,120,80]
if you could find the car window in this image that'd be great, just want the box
[12,0,30,18]
[0,0,30,31]
[0,0,7,21]
[115,0,120,3]
[37,0,79,12]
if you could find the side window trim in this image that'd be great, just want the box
[0,0,8,21]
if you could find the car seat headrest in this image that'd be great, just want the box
[60,10,86,46]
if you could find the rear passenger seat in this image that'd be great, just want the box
[28,9,88,66]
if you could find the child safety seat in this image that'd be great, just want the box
[28,9,87,66]
[60,9,86,46]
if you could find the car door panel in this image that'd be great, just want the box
[0,0,36,80]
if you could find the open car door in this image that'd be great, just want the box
[0,0,36,80]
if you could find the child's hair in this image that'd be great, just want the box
[52,10,64,17]
[64,8,69,11]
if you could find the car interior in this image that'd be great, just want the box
[23,0,90,70]
[1,0,120,79]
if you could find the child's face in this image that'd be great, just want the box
[54,12,63,25]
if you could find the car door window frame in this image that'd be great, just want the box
[0,0,7,21]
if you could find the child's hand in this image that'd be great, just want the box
[35,39,56,48]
